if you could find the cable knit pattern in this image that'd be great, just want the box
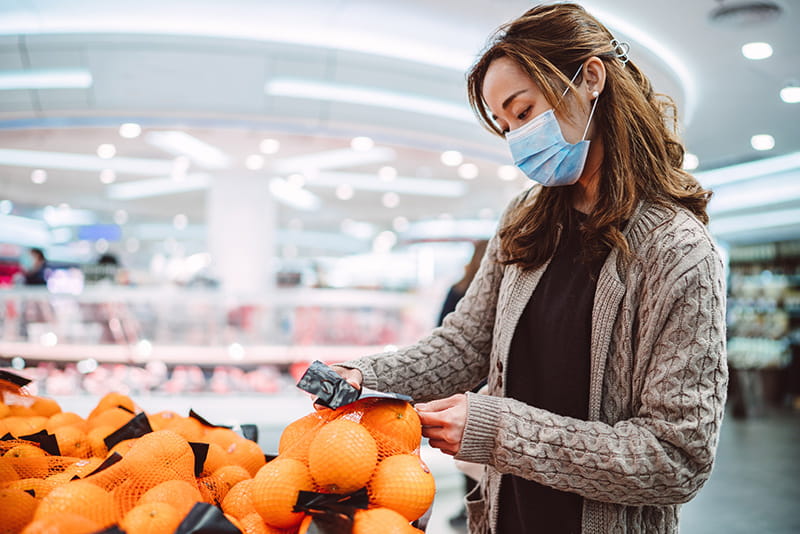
[340,189,727,534]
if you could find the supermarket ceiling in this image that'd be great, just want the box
[0,0,799,254]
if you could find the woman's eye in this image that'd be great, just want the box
[517,106,531,121]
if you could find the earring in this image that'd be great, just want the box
[592,90,599,98]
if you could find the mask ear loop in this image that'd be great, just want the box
[581,91,600,141]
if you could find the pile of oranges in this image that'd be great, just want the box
[0,391,434,534]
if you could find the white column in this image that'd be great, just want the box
[207,174,276,295]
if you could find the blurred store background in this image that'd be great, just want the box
[0,0,798,532]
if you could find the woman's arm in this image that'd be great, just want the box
[457,245,727,506]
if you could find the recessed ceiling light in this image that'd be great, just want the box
[260,138,281,154]
[100,169,116,184]
[393,216,410,232]
[497,165,519,181]
[441,150,463,167]
[780,84,800,103]
[378,166,397,182]
[97,144,116,159]
[245,154,265,170]
[119,123,142,139]
[751,134,775,151]
[173,213,188,230]
[0,69,92,90]
[683,152,700,171]
[336,184,354,200]
[351,137,374,152]
[114,210,128,225]
[458,163,479,179]
[372,230,397,253]
[741,42,773,60]
[382,192,400,208]
[31,169,47,184]
[95,238,109,254]
[287,173,306,188]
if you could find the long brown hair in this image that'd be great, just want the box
[466,2,711,270]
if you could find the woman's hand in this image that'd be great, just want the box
[330,365,363,391]
[416,394,467,456]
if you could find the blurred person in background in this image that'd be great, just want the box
[23,248,48,286]
[332,3,727,533]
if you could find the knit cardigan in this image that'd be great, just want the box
[341,189,728,533]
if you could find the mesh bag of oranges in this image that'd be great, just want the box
[242,361,433,533]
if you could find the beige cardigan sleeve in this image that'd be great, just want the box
[457,224,728,506]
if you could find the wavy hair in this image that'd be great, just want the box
[466,2,711,270]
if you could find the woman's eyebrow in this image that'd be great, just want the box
[491,89,529,121]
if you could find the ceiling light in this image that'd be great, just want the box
[350,137,374,152]
[0,68,92,90]
[711,208,800,236]
[440,150,463,167]
[458,163,479,179]
[265,78,474,122]
[260,138,281,154]
[382,192,400,208]
[336,184,354,200]
[741,42,773,60]
[31,169,47,184]
[119,123,142,139]
[0,148,175,175]
[696,151,800,187]
[393,216,410,232]
[780,84,800,103]
[751,134,775,151]
[245,154,265,170]
[271,147,396,174]
[305,171,466,197]
[145,131,230,169]
[173,214,188,230]
[0,200,12,215]
[114,210,128,225]
[269,177,321,211]
[95,238,109,254]
[100,169,116,184]
[497,165,519,181]
[373,231,398,254]
[97,144,116,159]
[106,173,211,199]
[378,166,397,182]
[682,153,699,171]
[287,173,306,188]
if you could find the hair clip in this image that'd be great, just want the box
[610,38,630,67]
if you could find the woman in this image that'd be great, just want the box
[334,3,727,533]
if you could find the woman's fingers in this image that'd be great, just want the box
[416,393,468,456]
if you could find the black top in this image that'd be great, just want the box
[498,210,607,534]
[438,285,465,327]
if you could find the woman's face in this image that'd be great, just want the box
[482,56,587,143]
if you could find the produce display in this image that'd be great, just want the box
[0,371,434,534]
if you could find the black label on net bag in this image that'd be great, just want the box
[296,360,412,410]
[292,489,367,534]
[85,452,123,478]
[189,409,232,429]
[189,442,209,477]
[103,412,153,450]
[175,502,241,534]
[19,429,61,456]
[0,370,31,388]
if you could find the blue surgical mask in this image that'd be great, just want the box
[505,66,599,187]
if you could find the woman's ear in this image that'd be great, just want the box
[582,56,606,97]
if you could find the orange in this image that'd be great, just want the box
[54,425,92,458]
[278,412,325,463]
[4,416,47,437]
[61,457,106,479]
[121,502,182,534]
[240,512,269,534]
[124,430,195,485]
[88,392,136,419]
[0,459,20,484]
[165,417,205,442]
[34,480,116,527]
[204,427,242,450]
[352,507,418,534]
[22,513,101,534]
[225,514,244,532]
[197,474,228,505]
[88,407,135,431]
[7,404,37,418]
[251,458,314,529]
[201,442,229,475]
[4,443,47,458]
[359,400,422,454]
[0,487,38,534]
[148,410,180,432]
[221,479,257,519]
[30,397,62,418]
[367,454,435,521]
[139,479,203,518]
[226,438,266,477]
[0,402,10,419]
[46,412,87,433]
[213,464,252,490]
[7,478,62,499]
[307,419,377,493]
[87,425,115,457]
[108,438,137,458]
